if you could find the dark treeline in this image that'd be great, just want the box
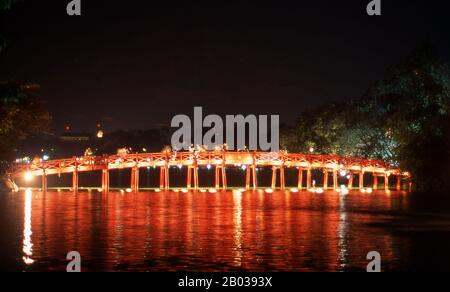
[0,82,51,161]
[8,128,171,161]
[281,43,450,191]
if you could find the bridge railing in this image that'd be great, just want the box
[10,151,398,178]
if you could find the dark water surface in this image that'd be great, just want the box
[1,189,450,272]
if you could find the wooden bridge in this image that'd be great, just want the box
[10,151,410,192]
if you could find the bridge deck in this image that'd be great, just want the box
[9,151,409,191]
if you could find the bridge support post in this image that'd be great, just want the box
[102,168,109,193]
[348,172,353,190]
[187,165,199,190]
[245,166,257,190]
[333,169,338,190]
[252,166,257,190]
[159,167,165,189]
[187,166,192,189]
[165,166,170,190]
[271,166,277,189]
[359,172,364,190]
[214,166,219,189]
[384,174,389,190]
[193,166,198,190]
[280,166,285,190]
[298,168,303,189]
[373,174,378,190]
[323,170,328,189]
[306,168,312,189]
[271,167,277,189]
[72,171,78,192]
[245,167,250,190]
[42,169,47,192]
[72,157,78,192]
[131,167,139,192]
[396,175,401,191]
[221,166,227,190]
[270,166,285,190]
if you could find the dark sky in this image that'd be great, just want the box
[1,0,449,133]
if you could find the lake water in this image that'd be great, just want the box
[1,189,450,272]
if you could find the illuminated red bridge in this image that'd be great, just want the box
[10,151,410,192]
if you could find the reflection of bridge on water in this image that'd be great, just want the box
[11,151,410,192]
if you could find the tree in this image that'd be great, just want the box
[360,43,450,191]
[281,103,355,156]
[1,1,51,162]
[0,0,17,52]
[282,43,450,191]
[0,0,17,10]
[0,82,51,160]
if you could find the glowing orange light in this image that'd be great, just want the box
[24,172,33,182]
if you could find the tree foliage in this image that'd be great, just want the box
[1,1,51,162]
[0,0,17,52]
[0,0,17,10]
[0,83,51,160]
[360,43,450,190]
[281,43,450,191]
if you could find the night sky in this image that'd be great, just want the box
[1,0,449,133]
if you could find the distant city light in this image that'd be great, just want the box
[97,130,104,139]
[309,147,314,153]
[16,157,31,164]
[340,170,347,177]
[42,155,49,161]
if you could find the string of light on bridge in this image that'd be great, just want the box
[12,150,411,193]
